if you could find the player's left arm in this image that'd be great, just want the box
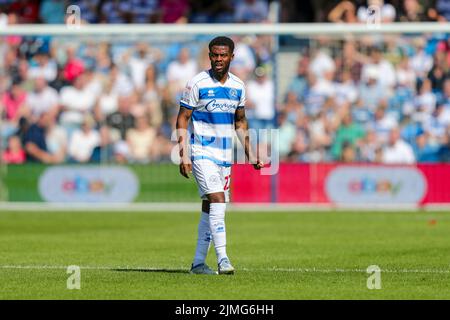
[234,108,264,170]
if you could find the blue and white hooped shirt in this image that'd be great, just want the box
[180,69,246,167]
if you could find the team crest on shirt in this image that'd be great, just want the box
[208,175,220,186]
[229,88,237,98]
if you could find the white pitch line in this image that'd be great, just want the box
[1,265,449,274]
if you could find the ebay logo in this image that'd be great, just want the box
[348,178,402,195]
[62,175,114,194]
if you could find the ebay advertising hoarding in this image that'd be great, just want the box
[231,164,450,206]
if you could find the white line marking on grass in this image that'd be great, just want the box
[1,265,449,274]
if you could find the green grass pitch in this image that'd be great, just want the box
[1,210,449,299]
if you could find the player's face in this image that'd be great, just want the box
[209,45,234,75]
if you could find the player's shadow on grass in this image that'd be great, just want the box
[112,268,188,274]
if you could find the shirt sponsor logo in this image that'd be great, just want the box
[205,99,236,112]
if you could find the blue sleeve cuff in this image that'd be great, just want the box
[180,102,193,110]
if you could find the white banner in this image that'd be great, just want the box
[38,166,139,203]
[325,166,427,205]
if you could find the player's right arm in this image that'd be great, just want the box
[176,80,198,178]
[176,106,193,178]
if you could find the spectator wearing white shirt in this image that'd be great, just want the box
[59,73,97,129]
[382,128,416,164]
[410,37,433,81]
[230,36,256,81]
[357,0,396,23]
[27,77,59,120]
[28,52,57,82]
[246,66,274,130]
[126,43,157,92]
[166,47,197,102]
[110,63,134,97]
[68,115,100,163]
[361,46,396,90]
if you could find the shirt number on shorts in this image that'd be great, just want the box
[224,175,231,191]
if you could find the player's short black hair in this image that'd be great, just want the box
[208,36,234,53]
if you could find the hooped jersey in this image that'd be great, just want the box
[180,69,246,166]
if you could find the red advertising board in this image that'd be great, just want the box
[231,163,450,205]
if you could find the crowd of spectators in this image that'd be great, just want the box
[0,32,274,164]
[0,0,272,25]
[279,34,450,164]
[1,0,450,25]
[1,0,450,165]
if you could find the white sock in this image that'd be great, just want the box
[209,202,228,263]
[192,212,211,266]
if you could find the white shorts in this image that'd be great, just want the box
[192,159,231,202]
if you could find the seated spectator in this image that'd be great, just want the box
[357,0,396,23]
[124,43,156,93]
[371,106,398,144]
[361,46,396,91]
[110,63,134,97]
[27,77,59,121]
[246,66,275,131]
[340,141,357,162]
[40,0,66,24]
[90,126,117,163]
[359,128,380,162]
[1,79,30,127]
[357,66,386,112]
[414,133,440,162]
[2,135,25,164]
[59,73,97,129]
[286,55,309,101]
[398,0,427,22]
[63,45,85,83]
[28,52,57,83]
[234,0,269,23]
[73,0,101,24]
[230,36,256,81]
[100,0,131,23]
[436,0,450,21]
[410,37,433,83]
[9,0,40,23]
[130,0,160,23]
[189,0,234,23]
[438,78,450,107]
[331,112,365,161]
[328,1,358,23]
[166,47,197,102]
[280,91,303,124]
[277,111,296,159]
[46,110,68,162]
[142,64,163,127]
[414,78,436,116]
[382,128,416,164]
[23,112,64,163]
[94,80,118,123]
[126,114,157,163]
[160,0,189,23]
[106,95,135,140]
[68,115,100,163]
[423,103,450,144]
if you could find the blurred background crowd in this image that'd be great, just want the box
[1,0,450,165]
